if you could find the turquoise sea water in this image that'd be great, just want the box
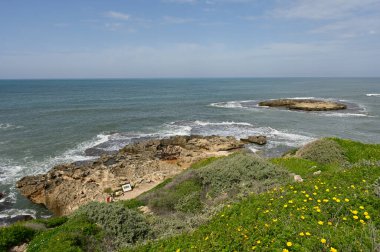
[0,78,379,218]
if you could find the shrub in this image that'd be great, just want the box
[119,199,145,210]
[76,202,152,246]
[0,224,36,251]
[197,153,288,197]
[143,173,203,214]
[35,216,68,228]
[27,214,100,252]
[295,138,348,165]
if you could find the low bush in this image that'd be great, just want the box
[0,224,36,251]
[141,172,203,214]
[295,138,348,165]
[27,214,101,252]
[197,153,289,197]
[76,202,152,246]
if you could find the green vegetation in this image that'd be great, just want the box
[3,137,379,251]
[27,215,101,252]
[0,224,36,251]
[75,202,152,247]
[34,216,68,228]
[129,165,380,252]
[295,138,348,165]
[331,137,380,163]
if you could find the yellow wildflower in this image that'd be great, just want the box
[342,217,347,221]
[321,238,327,244]
[301,216,305,220]
[351,210,358,215]
[317,199,321,203]
[299,232,305,236]
[360,219,365,224]
[176,249,181,252]
[326,189,330,192]
[256,240,261,244]
[362,179,366,182]
[365,215,370,219]
[360,206,365,210]
[336,199,341,203]
[306,232,311,236]
[318,221,324,225]
[364,211,368,215]
[273,219,278,222]
[286,242,292,247]
[283,249,289,252]
[344,198,349,202]
[284,204,288,208]
[205,236,209,241]
[353,215,359,220]
[252,246,257,250]
[330,247,338,252]
[328,221,332,225]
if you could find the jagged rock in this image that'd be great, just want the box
[9,243,28,252]
[241,135,267,145]
[17,135,244,216]
[0,192,4,200]
[313,170,322,175]
[294,175,303,182]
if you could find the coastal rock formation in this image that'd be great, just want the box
[258,99,347,111]
[17,135,244,216]
[241,135,267,145]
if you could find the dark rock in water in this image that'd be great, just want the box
[84,147,107,156]
[84,147,117,156]
[241,136,267,145]
[0,215,34,227]
[0,192,4,200]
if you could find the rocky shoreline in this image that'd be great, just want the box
[258,99,347,111]
[16,135,264,216]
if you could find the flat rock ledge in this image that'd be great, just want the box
[17,135,247,216]
[258,99,347,111]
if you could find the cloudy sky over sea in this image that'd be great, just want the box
[1,0,379,78]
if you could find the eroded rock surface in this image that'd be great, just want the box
[17,135,244,216]
[258,99,347,111]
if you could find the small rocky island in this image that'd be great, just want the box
[17,135,264,216]
[258,99,347,111]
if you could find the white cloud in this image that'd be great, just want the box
[163,16,195,24]
[272,0,380,20]
[311,16,380,38]
[105,11,130,21]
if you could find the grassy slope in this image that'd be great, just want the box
[1,138,379,252]
[127,138,380,251]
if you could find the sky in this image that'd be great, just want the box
[0,0,379,78]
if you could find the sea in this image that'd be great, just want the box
[0,78,379,220]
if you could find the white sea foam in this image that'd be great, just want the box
[210,101,244,108]
[366,93,380,97]
[0,208,37,219]
[0,123,23,130]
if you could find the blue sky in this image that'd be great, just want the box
[0,0,379,78]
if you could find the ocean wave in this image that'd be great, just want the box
[366,93,380,97]
[0,123,23,130]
